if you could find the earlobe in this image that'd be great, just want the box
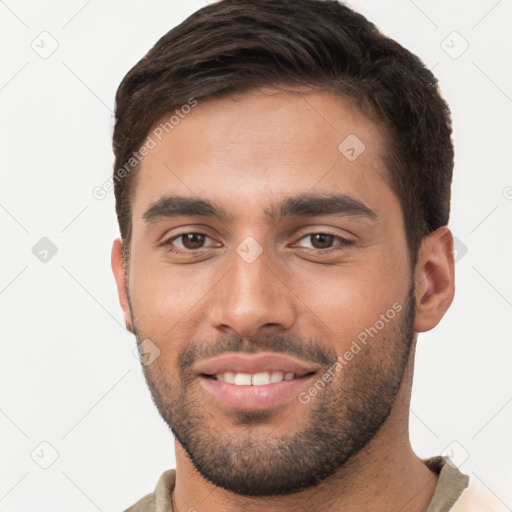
[111,237,134,333]
[413,226,455,333]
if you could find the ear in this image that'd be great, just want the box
[111,237,134,333]
[414,226,455,332]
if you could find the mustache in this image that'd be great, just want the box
[178,333,337,373]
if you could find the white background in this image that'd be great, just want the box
[1,0,511,510]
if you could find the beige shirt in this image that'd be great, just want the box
[124,455,470,512]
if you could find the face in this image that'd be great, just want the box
[121,87,416,496]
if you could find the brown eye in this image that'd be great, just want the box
[163,232,220,255]
[294,232,354,253]
[179,233,206,250]
[309,233,335,249]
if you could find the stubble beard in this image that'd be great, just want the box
[130,286,416,497]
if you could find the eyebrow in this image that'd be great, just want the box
[142,193,377,225]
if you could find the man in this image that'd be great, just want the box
[110,0,481,510]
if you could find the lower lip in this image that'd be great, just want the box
[198,375,315,411]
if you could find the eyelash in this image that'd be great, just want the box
[162,231,354,256]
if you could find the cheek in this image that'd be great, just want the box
[131,258,209,315]
[291,254,408,345]
[129,263,214,353]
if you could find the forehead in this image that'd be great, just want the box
[131,86,394,224]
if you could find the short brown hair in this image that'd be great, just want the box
[112,0,453,269]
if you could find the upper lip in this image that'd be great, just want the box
[193,352,321,377]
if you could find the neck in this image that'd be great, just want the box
[172,340,439,512]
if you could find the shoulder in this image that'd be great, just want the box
[123,492,155,512]
[123,469,176,512]
[451,479,511,511]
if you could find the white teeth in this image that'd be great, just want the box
[270,371,284,383]
[223,371,235,384]
[252,372,271,386]
[234,373,252,386]
[214,371,296,385]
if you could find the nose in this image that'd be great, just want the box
[208,243,296,338]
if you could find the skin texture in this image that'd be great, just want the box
[112,86,455,511]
